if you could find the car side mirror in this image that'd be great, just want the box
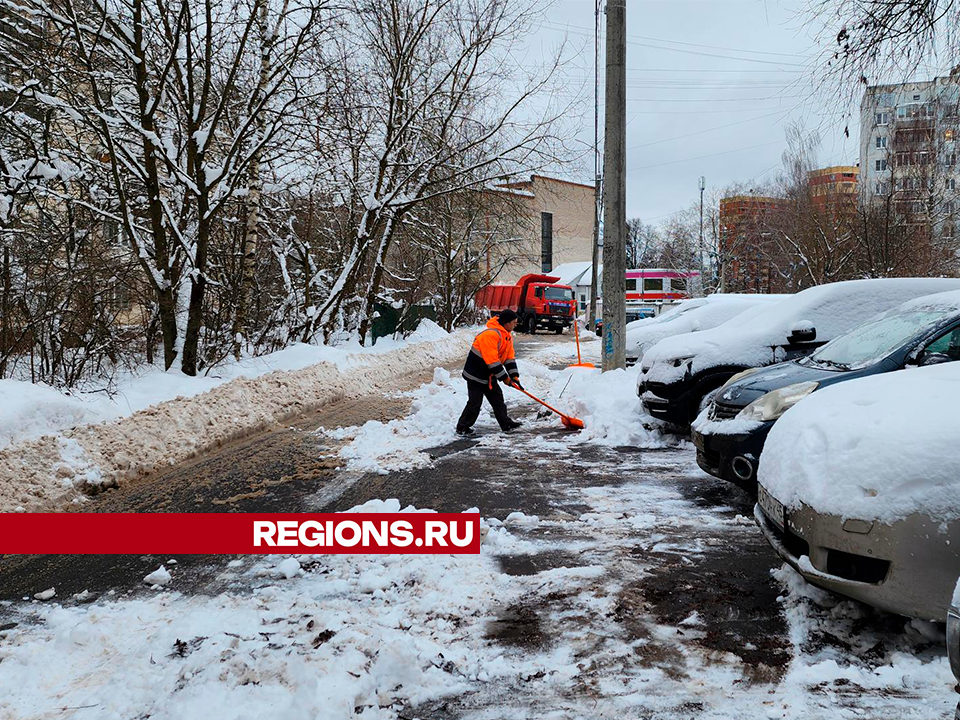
[919,352,953,367]
[788,326,817,344]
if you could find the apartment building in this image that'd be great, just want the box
[808,166,859,208]
[860,77,960,242]
[719,195,788,293]
[490,175,596,284]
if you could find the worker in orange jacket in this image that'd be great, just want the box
[456,310,523,434]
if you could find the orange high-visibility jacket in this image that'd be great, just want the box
[462,318,519,385]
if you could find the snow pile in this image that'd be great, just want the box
[0,502,519,720]
[759,361,960,523]
[0,320,463,451]
[0,325,475,511]
[0,380,93,451]
[642,278,960,384]
[544,366,670,448]
[327,367,479,474]
[626,293,785,361]
[143,565,173,587]
[772,564,954,713]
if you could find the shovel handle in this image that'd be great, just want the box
[510,383,573,421]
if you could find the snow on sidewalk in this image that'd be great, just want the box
[325,359,674,474]
[0,321,474,512]
[0,499,589,720]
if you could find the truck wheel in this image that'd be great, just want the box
[526,316,537,334]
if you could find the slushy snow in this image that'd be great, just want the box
[329,359,673,474]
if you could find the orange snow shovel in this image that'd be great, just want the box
[568,317,595,369]
[510,382,584,430]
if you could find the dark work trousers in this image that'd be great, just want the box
[457,379,511,431]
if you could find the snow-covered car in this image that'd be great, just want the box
[693,289,960,488]
[625,294,787,367]
[949,584,960,707]
[637,278,960,428]
[755,361,960,621]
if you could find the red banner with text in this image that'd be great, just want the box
[0,513,482,554]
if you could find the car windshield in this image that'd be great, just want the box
[805,310,946,370]
[544,287,574,300]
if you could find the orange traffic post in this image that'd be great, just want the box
[568,316,595,368]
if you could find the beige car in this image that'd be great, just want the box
[948,590,960,718]
[755,494,960,621]
[753,354,960,622]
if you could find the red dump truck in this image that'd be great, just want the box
[475,273,576,334]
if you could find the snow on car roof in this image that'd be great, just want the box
[642,279,960,377]
[759,361,960,524]
[627,295,785,358]
[896,288,960,312]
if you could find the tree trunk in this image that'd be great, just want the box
[0,245,9,378]
[232,0,272,358]
[181,199,210,376]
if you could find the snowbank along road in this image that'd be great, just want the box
[0,333,954,719]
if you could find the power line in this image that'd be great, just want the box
[542,20,807,58]
[628,139,784,171]
[627,109,789,150]
[543,21,809,67]
[623,94,805,103]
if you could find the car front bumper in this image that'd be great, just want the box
[754,498,960,621]
[640,392,693,427]
[536,314,572,328]
[692,422,773,488]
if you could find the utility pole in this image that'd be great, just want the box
[698,175,705,296]
[601,0,626,371]
[588,0,602,329]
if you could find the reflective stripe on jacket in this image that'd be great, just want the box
[462,318,519,385]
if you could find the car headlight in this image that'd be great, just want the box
[718,366,764,395]
[738,381,819,422]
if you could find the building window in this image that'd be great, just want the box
[948,179,957,191]
[948,154,958,167]
[875,136,887,149]
[943,224,955,240]
[876,111,889,126]
[875,158,887,171]
[913,94,921,101]
[643,278,663,292]
[875,182,887,194]
[947,129,956,142]
[540,212,553,273]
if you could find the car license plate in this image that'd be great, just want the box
[758,485,785,531]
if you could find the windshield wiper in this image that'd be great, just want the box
[812,358,851,371]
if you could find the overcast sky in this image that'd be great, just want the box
[523,0,864,223]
